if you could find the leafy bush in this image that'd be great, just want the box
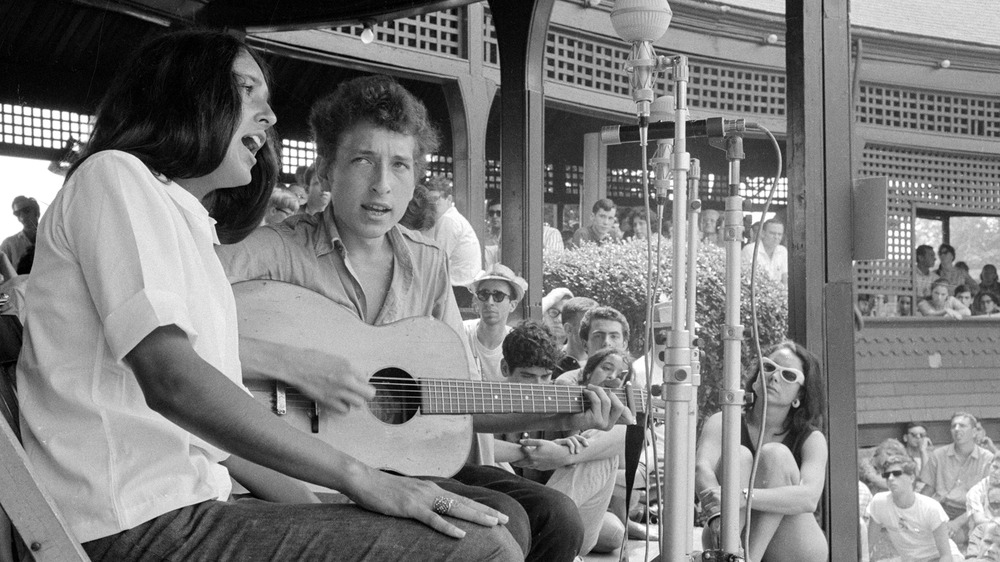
[543,238,788,420]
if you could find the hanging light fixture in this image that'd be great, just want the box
[360,21,376,44]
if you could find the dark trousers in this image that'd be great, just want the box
[453,464,585,562]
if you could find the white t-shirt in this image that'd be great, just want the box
[463,318,510,382]
[431,205,482,287]
[742,243,788,285]
[17,151,242,542]
[867,492,962,562]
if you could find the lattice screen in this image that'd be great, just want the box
[280,139,315,178]
[857,85,1000,138]
[854,143,1000,297]
[333,9,464,57]
[0,104,91,150]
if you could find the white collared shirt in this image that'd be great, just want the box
[18,151,241,542]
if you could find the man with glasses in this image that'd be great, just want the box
[462,264,527,382]
[867,455,963,561]
[903,421,934,478]
[541,287,573,346]
[483,199,502,269]
[1,195,40,272]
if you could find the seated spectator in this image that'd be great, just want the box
[262,186,300,226]
[570,198,621,248]
[861,438,909,494]
[903,422,934,478]
[972,291,1000,317]
[622,208,657,242]
[979,265,1000,299]
[920,411,995,551]
[551,297,599,377]
[541,288,573,346]
[868,455,964,561]
[967,519,1000,561]
[966,456,1000,532]
[918,278,972,318]
[555,306,631,385]
[463,264,527,382]
[496,323,630,555]
[937,244,979,295]
[898,295,914,317]
[957,285,975,311]
[696,341,829,561]
[296,163,330,215]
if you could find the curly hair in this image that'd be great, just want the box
[502,321,560,372]
[398,182,437,232]
[579,306,631,345]
[310,75,439,179]
[744,340,826,434]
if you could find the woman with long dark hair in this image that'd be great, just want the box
[16,30,519,561]
[695,341,829,560]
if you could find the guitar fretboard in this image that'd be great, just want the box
[421,379,647,416]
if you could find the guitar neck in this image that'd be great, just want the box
[420,379,647,418]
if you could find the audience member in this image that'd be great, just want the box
[484,199,501,269]
[918,278,972,318]
[287,183,308,211]
[868,455,963,562]
[262,186,300,226]
[696,341,829,561]
[555,306,631,387]
[699,209,721,246]
[570,199,621,248]
[914,244,937,299]
[541,287,573,346]
[497,325,631,555]
[397,182,436,232]
[979,265,1000,299]
[966,456,1000,532]
[543,223,565,254]
[957,285,976,310]
[297,162,330,215]
[966,519,1000,562]
[463,264,527,382]
[741,218,788,286]
[621,208,654,241]
[920,411,995,550]
[861,438,909,494]
[898,295,914,317]
[937,244,979,296]
[973,291,1000,317]
[1,195,39,270]
[903,422,934,477]
[552,296,599,377]
[424,175,483,307]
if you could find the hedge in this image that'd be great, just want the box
[543,237,788,419]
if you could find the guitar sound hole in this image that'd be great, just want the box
[369,367,420,425]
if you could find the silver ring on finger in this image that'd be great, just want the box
[432,496,457,516]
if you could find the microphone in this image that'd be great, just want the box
[610,0,673,121]
[600,117,746,145]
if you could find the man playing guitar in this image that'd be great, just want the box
[217,74,631,562]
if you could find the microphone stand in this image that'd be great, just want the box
[685,158,702,556]
[708,132,746,559]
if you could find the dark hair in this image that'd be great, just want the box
[561,297,599,327]
[579,306,630,346]
[502,321,560,372]
[310,75,439,180]
[11,196,39,212]
[487,198,501,210]
[68,30,276,244]
[592,198,616,214]
[423,174,454,198]
[973,291,1000,315]
[955,284,971,296]
[398,183,437,232]
[622,208,651,240]
[916,244,935,260]
[744,340,825,434]
[15,247,34,275]
[956,261,969,272]
[579,347,633,386]
[938,243,955,258]
[904,421,927,433]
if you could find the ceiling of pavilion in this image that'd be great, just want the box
[1,0,783,180]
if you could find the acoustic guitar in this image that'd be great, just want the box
[234,280,645,478]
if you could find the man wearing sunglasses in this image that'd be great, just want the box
[867,455,963,561]
[462,264,527,383]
